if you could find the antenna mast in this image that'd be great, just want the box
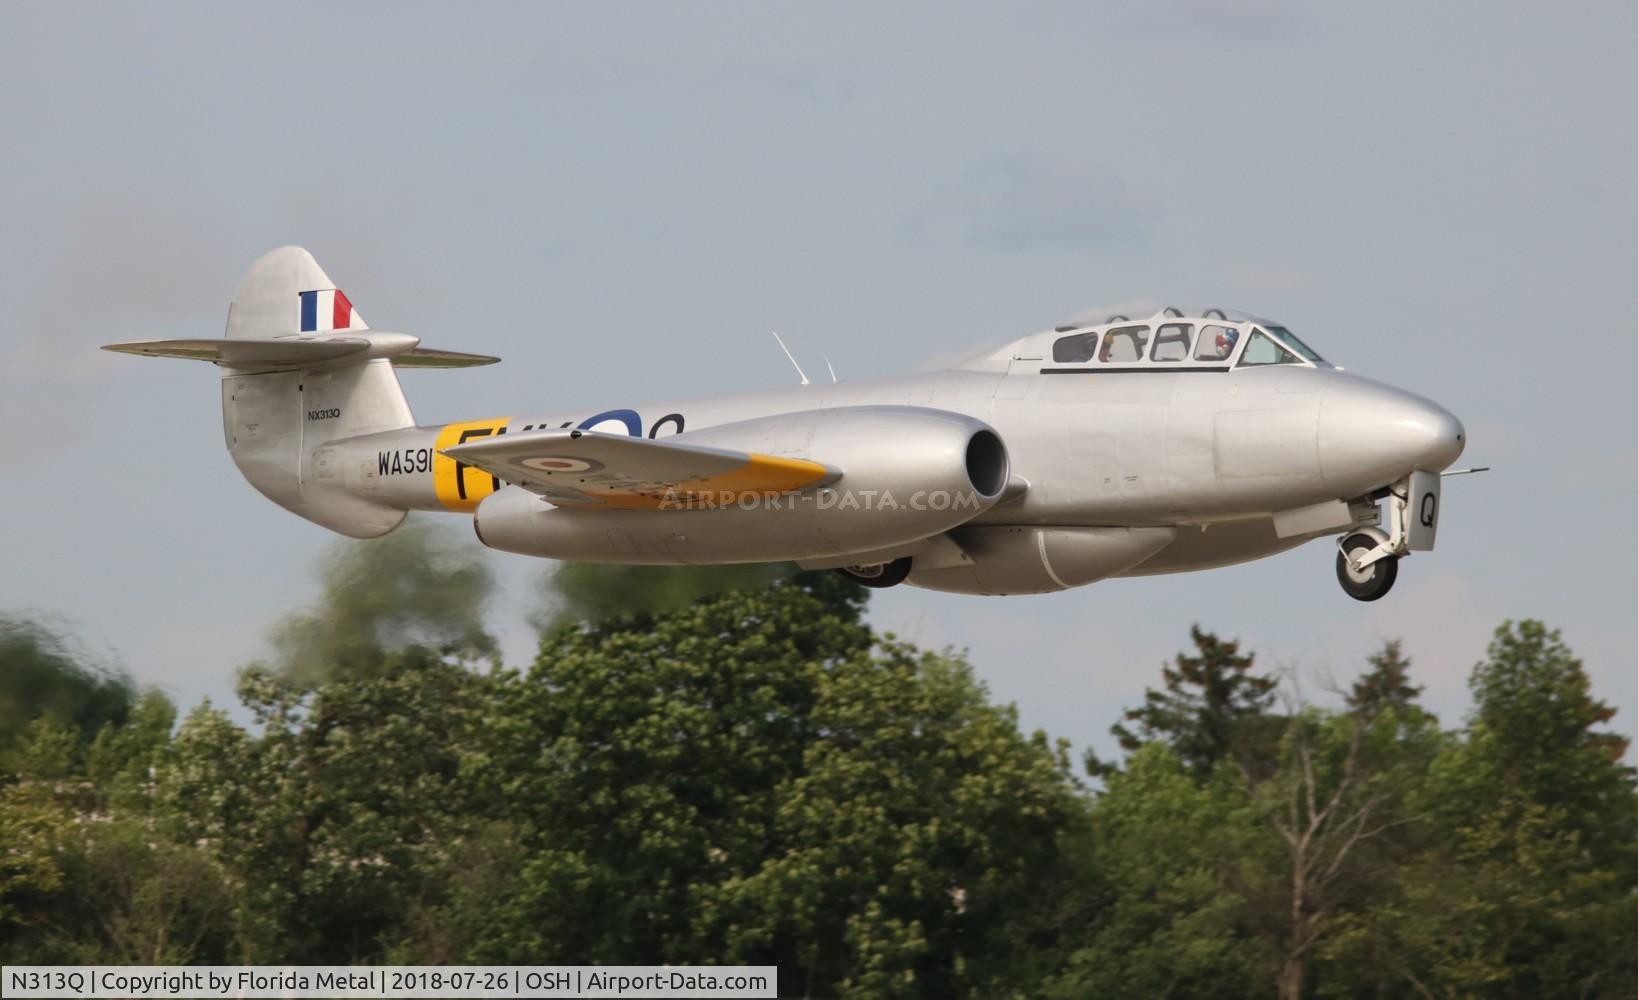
[771,331,810,386]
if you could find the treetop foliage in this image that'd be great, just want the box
[1344,639,1423,717]
[0,615,134,765]
[2,527,1633,998]
[1101,625,1279,779]
[538,561,852,630]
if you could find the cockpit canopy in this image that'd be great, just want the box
[962,306,1330,372]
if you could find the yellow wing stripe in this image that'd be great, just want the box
[566,453,831,510]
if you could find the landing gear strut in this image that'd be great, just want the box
[836,557,912,588]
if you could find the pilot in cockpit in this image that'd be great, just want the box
[1068,332,1097,363]
[1213,328,1239,359]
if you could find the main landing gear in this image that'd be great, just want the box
[836,556,912,588]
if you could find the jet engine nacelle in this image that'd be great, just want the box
[473,405,1010,564]
[908,525,1177,595]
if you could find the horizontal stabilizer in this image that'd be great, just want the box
[443,429,838,509]
[389,347,503,368]
[102,336,499,370]
[104,337,371,365]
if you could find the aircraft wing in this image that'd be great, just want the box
[442,429,839,510]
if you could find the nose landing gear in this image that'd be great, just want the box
[1334,470,1443,601]
[1337,532,1398,601]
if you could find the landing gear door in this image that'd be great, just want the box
[1406,469,1441,551]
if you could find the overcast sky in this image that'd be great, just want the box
[3,2,1634,757]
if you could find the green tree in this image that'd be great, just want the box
[0,615,135,763]
[1049,744,1267,999]
[473,576,1082,998]
[540,562,814,627]
[1309,622,1638,997]
[1070,635,1454,1000]
[0,625,197,963]
[1344,621,1638,997]
[1353,791,1638,998]
[0,683,239,965]
[1239,703,1442,1000]
[474,574,867,965]
[160,650,496,962]
[717,642,1084,998]
[0,776,73,935]
[1466,620,1635,857]
[1099,626,1279,779]
[147,520,508,961]
[1344,640,1423,718]
[84,690,176,811]
[27,817,236,963]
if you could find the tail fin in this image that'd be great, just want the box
[224,248,414,537]
[107,247,499,537]
[225,245,370,339]
[108,248,469,538]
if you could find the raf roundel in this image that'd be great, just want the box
[521,456,605,474]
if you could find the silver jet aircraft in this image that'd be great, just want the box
[107,247,1470,601]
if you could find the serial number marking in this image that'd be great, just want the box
[378,448,433,476]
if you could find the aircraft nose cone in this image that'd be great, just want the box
[1403,400,1465,472]
[1319,379,1466,495]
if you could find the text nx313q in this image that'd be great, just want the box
[108,247,1474,600]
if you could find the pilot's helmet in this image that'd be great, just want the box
[1215,329,1238,353]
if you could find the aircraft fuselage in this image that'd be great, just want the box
[343,362,1461,581]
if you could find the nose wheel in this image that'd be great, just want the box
[1336,532,1398,601]
[836,557,912,588]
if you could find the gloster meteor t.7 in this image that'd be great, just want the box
[107,247,1474,600]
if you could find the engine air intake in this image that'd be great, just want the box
[965,429,1008,498]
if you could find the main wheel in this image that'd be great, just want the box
[1336,533,1397,602]
[836,557,912,589]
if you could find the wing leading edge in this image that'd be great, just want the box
[442,429,838,510]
